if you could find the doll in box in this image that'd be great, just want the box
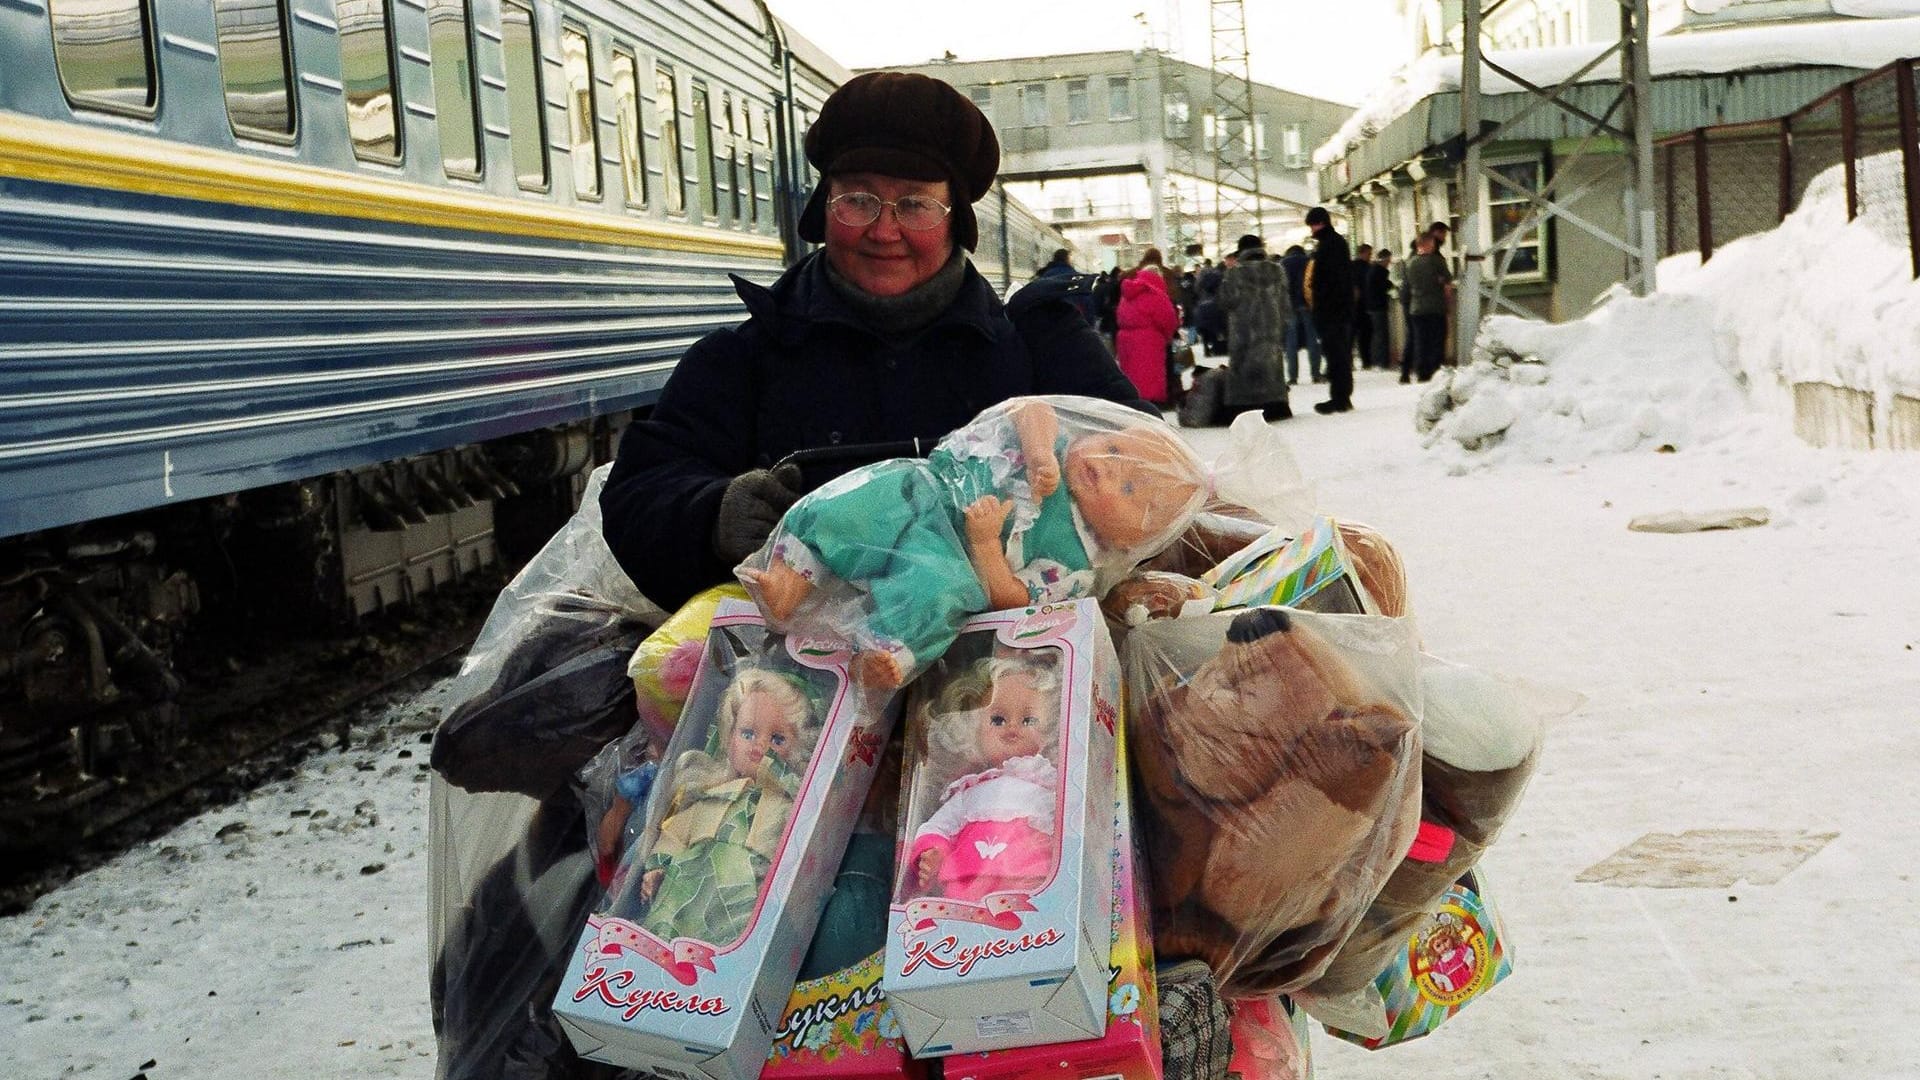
[741,397,1206,688]
[906,652,1064,902]
[617,667,823,945]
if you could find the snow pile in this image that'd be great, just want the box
[1419,151,1920,467]
[1668,149,1920,408]
[1315,16,1920,167]
[1415,287,1757,467]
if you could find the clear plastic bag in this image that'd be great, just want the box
[737,396,1210,689]
[1123,606,1423,999]
[427,465,665,1080]
[1295,657,1545,1035]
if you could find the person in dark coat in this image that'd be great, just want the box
[1350,243,1374,369]
[1193,255,1231,356]
[1216,233,1292,421]
[599,71,1152,613]
[1366,249,1394,371]
[1037,246,1098,326]
[1405,230,1454,382]
[1304,206,1356,414]
[1278,244,1320,384]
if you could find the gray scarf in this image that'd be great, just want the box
[824,247,969,340]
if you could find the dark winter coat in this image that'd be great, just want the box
[1308,228,1355,322]
[1364,262,1394,311]
[1280,250,1309,309]
[1216,252,1292,408]
[599,251,1152,611]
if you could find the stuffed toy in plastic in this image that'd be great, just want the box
[1297,658,1542,1029]
[740,396,1207,688]
[1128,606,1422,998]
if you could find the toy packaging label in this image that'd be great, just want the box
[554,599,901,1080]
[1324,871,1512,1050]
[1202,516,1364,614]
[885,599,1119,1057]
[763,950,923,1080]
[946,712,1160,1080]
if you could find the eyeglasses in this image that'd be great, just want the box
[827,191,952,231]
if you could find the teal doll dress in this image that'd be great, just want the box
[769,428,1099,671]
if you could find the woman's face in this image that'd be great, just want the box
[823,172,955,297]
[728,690,799,777]
[975,672,1051,764]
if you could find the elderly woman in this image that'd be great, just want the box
[600,72,1152,611]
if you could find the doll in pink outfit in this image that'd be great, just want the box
[908,653,1064,902]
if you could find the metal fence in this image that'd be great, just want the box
[1656,58,1920,276]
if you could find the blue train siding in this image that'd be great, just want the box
[0,174,783,539]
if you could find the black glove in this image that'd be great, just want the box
[711,463,804,565]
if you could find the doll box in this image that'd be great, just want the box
[1323,871,1512,1050]
[554,600,901,1080]
[884,599,1120,1058]
[946,714,1161,1080]
[1202,516,1367,615]
[762,950,925,1080]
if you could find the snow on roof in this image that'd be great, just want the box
[1314,15,1920,166]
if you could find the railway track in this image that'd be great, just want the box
[0,576,500,915]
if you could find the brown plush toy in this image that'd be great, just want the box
[1130,607,1422,998]
[1335,520,1410,618]
[1300,659,1543,1020]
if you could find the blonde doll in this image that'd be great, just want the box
[906,653,1064,902]
[626,667,821,944]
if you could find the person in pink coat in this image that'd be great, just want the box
[1114,267,1181,406]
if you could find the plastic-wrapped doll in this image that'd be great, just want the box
[906,653,1063,901]
[620,667,822,945]
[741,396,1206,688]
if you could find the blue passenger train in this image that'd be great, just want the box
[0,0,1069,815]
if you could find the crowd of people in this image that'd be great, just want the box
[1040,215,1460,420]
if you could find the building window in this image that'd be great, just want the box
[1484,158,1546,279]
[49,0,156,114]
[1021,82,1047,127]
[427,0,479,177]
[561,27,599,199]
[969,85,992,113]
[213,0,294,138]
[500,0,547,190]
[691,83,716,218]
[1165,91,1190,139]
[1251,115,1269,160]
[1107,75,1133,119]
[611,49,644,206]
[1067,79,1089,124]
[1202,111,1222,152]
[336,0,398,160]
[655,63,685,213]
[1280,122,1306,168]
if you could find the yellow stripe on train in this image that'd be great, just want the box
[0,111,787,260]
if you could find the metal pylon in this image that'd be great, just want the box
[1158,0,1198,260]
[1457,0,1656,359]
[1209,0,1263,244]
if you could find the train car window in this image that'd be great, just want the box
[213,0,296,138]
[499,0,548,191]
[655,62,685,214]
[611,49,645,207]
[690,83,716,220]
[560,26,600,199]
[48,0,157,115]
[337,0,399,161]
[426,0,481,178]
[724,92,743,225]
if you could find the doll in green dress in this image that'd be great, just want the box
[741,396,1207,689]
[626,667,822,945]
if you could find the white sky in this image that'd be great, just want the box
[765,0,1408,106]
